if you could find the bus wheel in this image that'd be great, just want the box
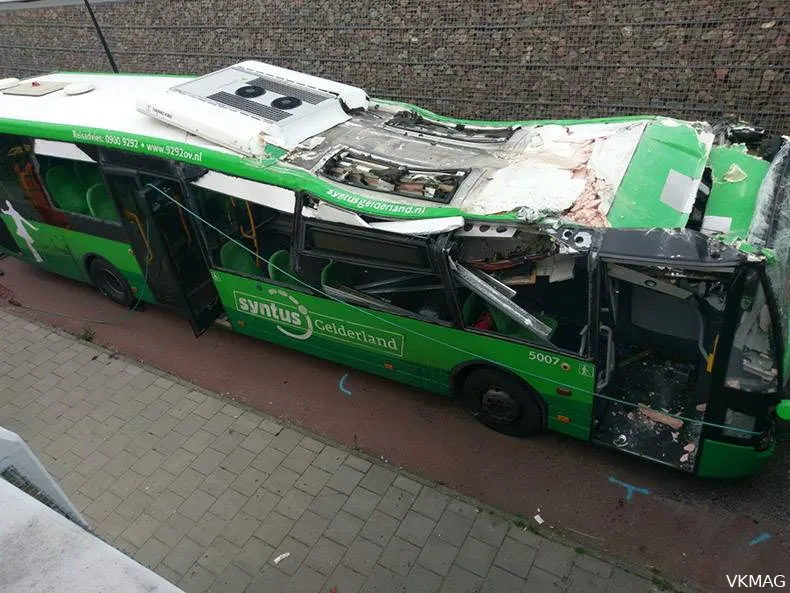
[88,258,134,307]
[462,369,544,437]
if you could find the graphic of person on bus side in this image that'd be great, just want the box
[1,200,43,262]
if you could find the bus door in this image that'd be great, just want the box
[100,164,222,335]
[591,229,741,472]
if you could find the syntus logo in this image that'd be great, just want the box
[236,289,313,341]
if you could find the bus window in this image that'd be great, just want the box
[190,186,292,279]
[725,270,778,393]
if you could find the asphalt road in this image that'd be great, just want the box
[1,257,788,593]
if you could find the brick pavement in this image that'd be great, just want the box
[0,310,679,593]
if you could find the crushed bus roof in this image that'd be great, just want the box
[0,63,776,236]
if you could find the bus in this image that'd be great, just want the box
[1,62,788,478]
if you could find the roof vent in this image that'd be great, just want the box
[137,61,370,155]
[64,82,95,96]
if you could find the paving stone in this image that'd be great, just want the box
[327,464,365,495]
[401,564,443,593]
[197,536,241,575]
[299,435,324,452]
[282,445,318,474]
[343,486,381,520]
[606,568,655,593]
[308,486,349,520]
[258,418,282,435]
[327,564,366,593]
[392,475,422,495]
[177,564,216,593]
[294,465,332,496]
[241,487,279,519]
[222,510,260,548]
[470,512,509,548]
[84,490,122,522]
[140,468,176,498]
[179,489,217,522]
[191,447,226,476]
[324,510,364,546]
[378,486,416,521]
[361,565,405,593]
[232,536,274,576]
[267,536,309,576]
[121,513,161,547]
[566,564,607,593]
[412,488,449,521]
[98,512,131,543]
[210,487,248,521]
[135,537,170,570]
[163,537,204,575]
[395,510,436,547]
[168,467,203,499]
[207,563,253,593]
[245,566,291,593]
[264,465,300,497]
[228,410,260,435]
[199,466,236,498]
[439,565,484,593]
[344,455,372,473]
[255,511,295,547]
[201,410,234,436]
[312,445,347,473]
[456,536,497,578]
[304,535,346,575]
[187,511,229,547]
[193,397,225,420]
[231,467,267,497]
[289,563,327,593]
[130,449,165,477]
[433,508,474,547]
[270,426,302,454]
[219,446,254,475]
[161,450,197,478]
[416,535,458,577]
[573,552,613,578]
[155,512,197,548]
[77,469,114,501]
[290,510,329,547]
[534,539,575,578]
[446,499,479,520]
[240,428,275,454]
[343,537,383,576]
[379,536,420,577]
[506,525,542,548]
[359,510,399,547]
[182,430,216,456]
[493,537,537,579]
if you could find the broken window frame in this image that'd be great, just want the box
[384,110,517,144]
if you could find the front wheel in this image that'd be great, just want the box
[462,368,545,437]
[88,257,134,307]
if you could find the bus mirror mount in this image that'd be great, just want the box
[777,400,790,421]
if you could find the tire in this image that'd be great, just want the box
[462,368,545,437]
[88,257,134,307]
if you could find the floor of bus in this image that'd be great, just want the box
[592,352,705,472]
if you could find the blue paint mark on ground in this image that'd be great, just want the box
[749,533,771,546]
[339,372,352,396]
[608,476,649,502]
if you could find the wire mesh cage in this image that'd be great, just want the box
[1,0,788,131]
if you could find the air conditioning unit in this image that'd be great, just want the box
[137,61,369,155]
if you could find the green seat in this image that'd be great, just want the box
[268,249,294,284]
[46,165,90,215]
[74,161,103,191]
[86,183,121,223]
[320,261,358,289]
[219,241,260,276]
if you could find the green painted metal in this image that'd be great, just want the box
[705,146,770,240]
[0,213,154,303]
[607,121,711,228]
[697,439,774,478]
[211,268,596,440]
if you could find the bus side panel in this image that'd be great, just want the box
[62,227,155,304]
[212,270,595,440]
[0,213,84,281]
[697,439,773,478]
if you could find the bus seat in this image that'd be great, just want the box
[463,293,557,341]
[268,249,294,284]
[46,165,91,215]
[219,240,260,276]
[74,161,103,191]
[321,261,358,289]
[86,184,121,223]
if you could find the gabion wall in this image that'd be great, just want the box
[2,0,788,131]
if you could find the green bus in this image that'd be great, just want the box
[1,62,788,477]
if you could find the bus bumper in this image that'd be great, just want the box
[696,439,775,478]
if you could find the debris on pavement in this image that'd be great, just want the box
[273,552,290,564]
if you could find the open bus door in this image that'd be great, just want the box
[590,229,745,472]
[100,164,222,336]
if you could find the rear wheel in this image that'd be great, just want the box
[462,368,545,437]
[88,257,134,307]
